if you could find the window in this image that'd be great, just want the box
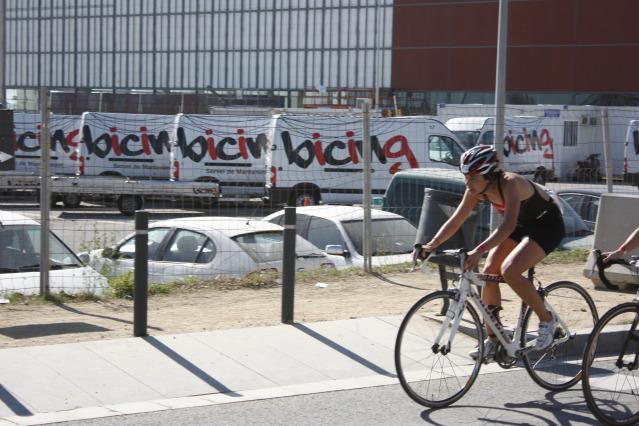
[563,121,578,146]
[306,217,344,251]
[161,229,210,263]
[342,218,417,256]
[118,228,171,260]
[232,231,322,263]
[428,135,463,166]
[480,130,495,146]
[0,225,81,272]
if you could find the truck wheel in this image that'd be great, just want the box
[62,194,82,208]
[289,189,320,206]
[197,197,219,209]
[117,195,142,216]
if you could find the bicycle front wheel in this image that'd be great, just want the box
[521,280,598,391]
[395,290,484,408]
[583,302,639,426]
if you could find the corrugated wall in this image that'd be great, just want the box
[392,0,639,93]
[5,0,393,91]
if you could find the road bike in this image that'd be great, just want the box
[395,248,598,407]
[582,250,639,425]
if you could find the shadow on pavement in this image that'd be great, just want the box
[292,323,396,377]
[421,392,599,425]
[144,336,242,397]
[0,384,32,417]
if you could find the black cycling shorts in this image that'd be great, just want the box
[508,202,565,254]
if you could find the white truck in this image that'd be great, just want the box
[79,112,173,178]
[625,119,639,187]
[267,115,466,205]
[1,111,222,214]
[170,113,277,199]
[445,116,592,183]
[0,112,82,191]
[439,103,639,177]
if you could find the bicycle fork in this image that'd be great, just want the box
[615,312,639,371]
[432,291,468,355]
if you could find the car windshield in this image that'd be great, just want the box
[452,131,480,149]
[0,225,81,273]
[232,231,324,263]
[342,219,417,256]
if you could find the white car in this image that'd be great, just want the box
[0,211,108,296]
[87,217,334,283]
[263,205,418,269]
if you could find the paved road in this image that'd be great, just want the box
[56,369,600,426]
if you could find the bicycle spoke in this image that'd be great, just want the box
[395,291,483,407]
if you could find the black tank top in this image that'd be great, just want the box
[489,177,556,223]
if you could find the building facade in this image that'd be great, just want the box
[3,0,639,113]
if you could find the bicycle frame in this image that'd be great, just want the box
[432,250,571,358]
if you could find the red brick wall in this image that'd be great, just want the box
[392,0,639,92]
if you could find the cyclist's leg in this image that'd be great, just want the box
[500,238,550,321]
[481,238,519,336]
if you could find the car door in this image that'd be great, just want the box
[110,227,172,277]
[151,228,216,282]
[305,216,350,267]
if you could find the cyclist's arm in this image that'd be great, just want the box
[471,179,520,255]
[604,227,639,262]
[425,189,479,250]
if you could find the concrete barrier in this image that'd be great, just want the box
[584,193,639,290]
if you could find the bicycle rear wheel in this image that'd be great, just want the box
[521,280,598,391]
[395,290,484,407]
[583,302,639,426]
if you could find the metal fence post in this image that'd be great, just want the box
[281,207,296,324]
[601,107,614,193]
[491,0,509,233]
[362,100,372,272]
[134,210,149,337]
[39,87,50,297]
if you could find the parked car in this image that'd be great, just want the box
[0,211,108,296]
[382,168,594,249]
[263,205,417,268]
[86,217,335,283]
[556,189,602,232]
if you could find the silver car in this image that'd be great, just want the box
[0,211,107,296]
[87,217,334,283]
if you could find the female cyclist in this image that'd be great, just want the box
[420,145,565,360]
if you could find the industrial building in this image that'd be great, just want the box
[2,0,638,114]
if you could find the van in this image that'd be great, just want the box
[170,113,277,198]
[445,116,589,183]
[13,112,81,175]
[267,115,466,206]
[624,119,639,187]
[382,168,594,249]
[79,112,173,178]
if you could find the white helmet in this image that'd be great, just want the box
[459,145,500,175]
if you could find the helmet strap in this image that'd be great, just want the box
[477,179,492,196]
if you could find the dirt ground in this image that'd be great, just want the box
[0,262,634,348]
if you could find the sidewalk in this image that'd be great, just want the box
[0,316,510,425]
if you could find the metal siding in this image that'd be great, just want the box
[5,0,392,91]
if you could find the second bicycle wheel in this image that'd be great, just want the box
[583,302,639,426]
[395,290,484,407]
[521,280,598,390]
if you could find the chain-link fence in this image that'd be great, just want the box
[2,90,639,338]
